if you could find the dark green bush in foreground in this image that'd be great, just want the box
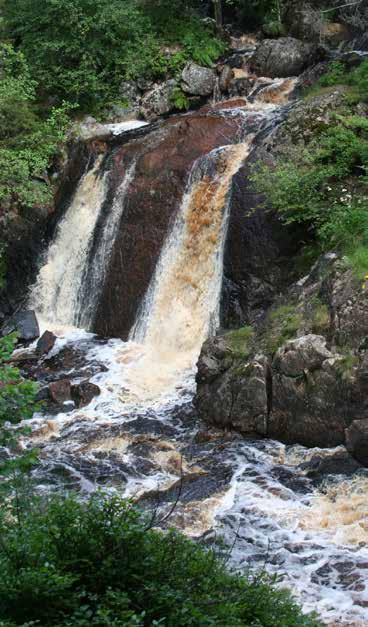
[0,493,320,626]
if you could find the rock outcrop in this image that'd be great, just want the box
[196,255,368,464]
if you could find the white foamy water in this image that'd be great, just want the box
[29,158,107,326]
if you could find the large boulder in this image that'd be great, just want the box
[249,37,322,78]
[2,310,40,342]
[196,339,269,436]
[141,80,177,120]
[269,336,350,447]
[181,62,216,96]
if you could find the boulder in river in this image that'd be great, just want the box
[36,331,56,356]
[181,62,216,96]
[249,37,322,78]
[141,79,177,120]
[71,381,101,408]
[48,379,72,405]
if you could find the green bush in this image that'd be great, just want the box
[0,333,39,479]
[316,59,368,102]
[251,110,368,277]
[2,0,225,111]
[0,44,71,210]
[0,492,320,626]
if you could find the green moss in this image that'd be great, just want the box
[335,351,359,381]
[225,325,255,359]
[311,299,330,334]
[264,305,302,354]
[345,245,368,280]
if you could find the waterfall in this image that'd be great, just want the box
[119,140,253,403]
[76,161,137,329]
[29,158,107,329]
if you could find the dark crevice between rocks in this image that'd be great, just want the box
[265,360,273,435]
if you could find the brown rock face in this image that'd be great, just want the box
[93,108,247,339]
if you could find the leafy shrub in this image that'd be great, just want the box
[0,492,321,626]
[251,111,368,277]
[318,61,347,88]
[0,333,39,479]
[2,0,225,110]
[0,44,72,210]
[316,59,368,102]
[171,87,190,111]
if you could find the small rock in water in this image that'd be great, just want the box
[48,379,72,404]
[36,331,56,356]
[72,381,101,408]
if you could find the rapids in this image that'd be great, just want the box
[24,74,368,627]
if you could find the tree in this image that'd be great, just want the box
[212,0,224,32]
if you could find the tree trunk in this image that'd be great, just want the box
[212,0,223,35]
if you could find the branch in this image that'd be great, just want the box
[321,1,362,13]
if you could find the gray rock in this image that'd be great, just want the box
[196,341,269,437]
[273,335,332,378]
[181,62,216,96]
[119,80,141,103]
[2,310,40,341]
[249,37,322,78]
[141,80,177,120]
[346,419,368,466]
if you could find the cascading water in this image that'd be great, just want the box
[76,161,137,329]
[122,141,252,403]
[24,83,368,626]
[29,157,107,329]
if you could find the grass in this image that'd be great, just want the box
[264,305,302,355]
[225,325,255,359]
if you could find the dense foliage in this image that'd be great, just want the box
[0,492,320,627]
[0,44,71,211]
[2,0,225,110]
[252,60,368,278]
[0,333,38,478]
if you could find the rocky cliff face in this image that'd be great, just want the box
[196,253,368,465]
